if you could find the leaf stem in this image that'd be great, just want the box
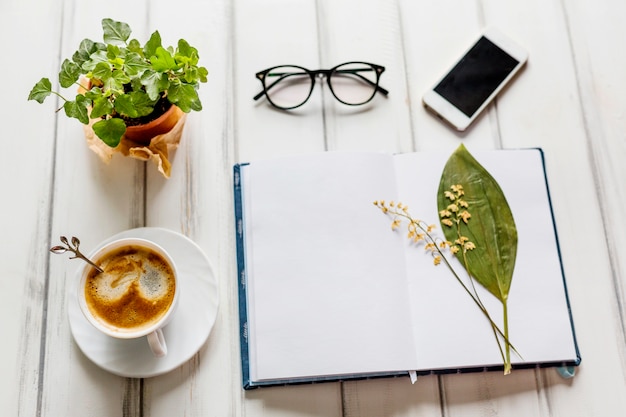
[503,301,511,375]
[49,90,69,103]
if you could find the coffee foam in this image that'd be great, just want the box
[85,246,175,330]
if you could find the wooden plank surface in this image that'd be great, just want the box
[2,0,625,416]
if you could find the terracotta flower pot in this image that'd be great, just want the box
[123,104,184,146]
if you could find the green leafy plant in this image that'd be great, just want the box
[28,18,208,148]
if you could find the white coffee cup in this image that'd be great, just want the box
[78,238,179,357]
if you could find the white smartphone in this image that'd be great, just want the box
[422,28,528,131]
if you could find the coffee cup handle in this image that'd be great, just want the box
[147,328,167,357]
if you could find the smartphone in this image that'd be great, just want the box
[422,28,528,131]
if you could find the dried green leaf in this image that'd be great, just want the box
[437,144,518,303]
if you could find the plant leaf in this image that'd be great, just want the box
[151,46,178,72]
[124,52,150,76]
[130,91,157,117]
[63,94,90,124]
[167,82,201,112]
[84,86,104,101]
[28,78,52,103]
[437,144,518,303]
[141,70,170,100]
[175,39,198,66]
[197,66,208,83]
[112,93,137,118]
[92,61,113,83]
[143,31,162,58]
[102,69,131,93]
[127,38,143,55]
[101,18,131,45]
[81,50,108,72]
[59,59,81,88]
[72,39,105,66]
[92,118,126,147]
[106,44,125,67]
[90,96,113,119]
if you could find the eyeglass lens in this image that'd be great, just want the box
[263,66,313,109]
[261,63,381,109]
[328,62,379,106]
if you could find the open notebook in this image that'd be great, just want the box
[234,149,580,389]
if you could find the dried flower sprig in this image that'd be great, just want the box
[374,194,518,373]
[375,199,452,267]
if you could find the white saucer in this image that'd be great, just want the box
[68,227,219,378]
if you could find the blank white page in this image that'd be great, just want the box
[243,152,419,382]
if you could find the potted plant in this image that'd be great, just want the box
[28,18,208,150]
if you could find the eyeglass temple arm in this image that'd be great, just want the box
[253,72,298,101]
[334,68,389,96]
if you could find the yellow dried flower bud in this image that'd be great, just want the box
[464,242,476,251]
[451,184,464,195]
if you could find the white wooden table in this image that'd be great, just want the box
[3,0,626,415]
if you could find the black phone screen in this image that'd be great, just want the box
[434,37,520,117]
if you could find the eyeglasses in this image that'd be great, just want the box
[253,62,388,110]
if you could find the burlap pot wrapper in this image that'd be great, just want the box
[83,110,187,179]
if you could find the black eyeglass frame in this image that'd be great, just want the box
[253,62,389,110]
